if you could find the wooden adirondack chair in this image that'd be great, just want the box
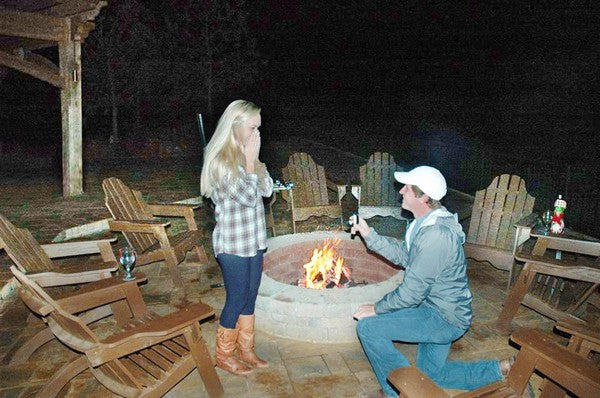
[388,328,600,398]
[464,174,535,271]
[281,152,346,233]
[350,152,404,220]
[0,213,119,365]
[11,266,224,398]
[102,177,209,286]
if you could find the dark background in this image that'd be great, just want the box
[1,1,599,235]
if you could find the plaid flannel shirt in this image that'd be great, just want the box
[211,167,273,257]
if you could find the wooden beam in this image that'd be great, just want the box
[0,38,56,52]
[0,49,64,88]
[0,10,69,42]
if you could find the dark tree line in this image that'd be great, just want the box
[82,0,263,143]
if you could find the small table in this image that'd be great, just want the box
[266,185,294,237]
[497,225,600,331]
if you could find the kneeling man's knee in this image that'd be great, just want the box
[356,318,373,340]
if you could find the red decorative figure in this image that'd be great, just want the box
[550,195,567,234]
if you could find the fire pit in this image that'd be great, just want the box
[255,231,404,343]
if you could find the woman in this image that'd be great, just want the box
[200,100,273,375]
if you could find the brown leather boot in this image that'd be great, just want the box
[236,314,268,368]
[215,325,252,375]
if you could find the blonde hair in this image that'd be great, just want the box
[200,100,262,197]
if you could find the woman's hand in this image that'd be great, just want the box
[353,304,376,320]
[243,131,260,173]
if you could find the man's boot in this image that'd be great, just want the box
[236,314,268,368]
[216,325,252,375]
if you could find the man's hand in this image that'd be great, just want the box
[350,215,371,237]
[353,304,376,320]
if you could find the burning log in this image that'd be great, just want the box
[298,238,354,289]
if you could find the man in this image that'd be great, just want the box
[351,166,510,398]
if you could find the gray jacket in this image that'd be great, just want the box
[364,207,473,330]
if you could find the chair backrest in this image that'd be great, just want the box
[359,152,402,206]
[282,152,330,207]
[0,214,54,273]
[467,174,535,251]
[11,266,142,394]
[102,177,157,254]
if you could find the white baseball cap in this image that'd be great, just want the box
[394,166,447,200]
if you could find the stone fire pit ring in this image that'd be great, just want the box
[255,231,404,343]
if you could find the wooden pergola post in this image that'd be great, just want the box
[59,32,83,196]
[0,2,107,197]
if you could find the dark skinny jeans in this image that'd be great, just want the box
[216,250,264,329]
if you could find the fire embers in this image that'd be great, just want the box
[298,238,354,289]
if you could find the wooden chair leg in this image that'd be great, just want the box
[193,245,210,265]
[185,324,224,398]
[164,250,185,288]
[497,265,537,331]
[36,355,88,398]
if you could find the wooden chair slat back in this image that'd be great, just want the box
[359,152,402,206]
[467,175,535,251]
[282,153,329,207]
[102,177,157,253]
[0,214,53,272]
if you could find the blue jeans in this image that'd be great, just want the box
[217,250,264,328]
[356,306,502,396]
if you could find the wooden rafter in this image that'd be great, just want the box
[0,48,64,87]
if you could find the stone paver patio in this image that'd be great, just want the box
[0,158,594,397]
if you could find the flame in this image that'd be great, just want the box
[301,238,347,289]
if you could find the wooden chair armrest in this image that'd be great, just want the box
[388,367,449,398]
[146,203,199,230]
[55,273,147,315]
[146,203,200,216]
[514,212,538,229]
[555,319,600,347]
[41,237,117,259]
[87,303,214,366]
[108,219,170,234]
[27,267,117,287]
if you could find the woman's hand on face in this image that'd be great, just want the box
[243,131,261,171]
